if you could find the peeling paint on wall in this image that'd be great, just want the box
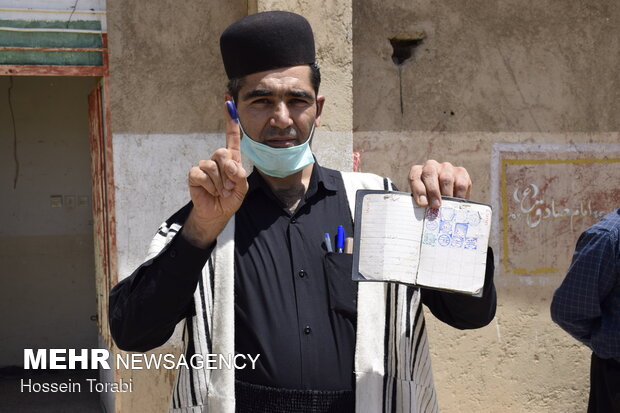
[491,143,620,277]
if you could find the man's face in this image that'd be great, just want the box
[233,65,324,148]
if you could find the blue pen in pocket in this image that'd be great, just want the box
[336,225,345,253]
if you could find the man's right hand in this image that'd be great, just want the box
[182,102,249,248]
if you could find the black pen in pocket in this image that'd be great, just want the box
[324,233,333,253]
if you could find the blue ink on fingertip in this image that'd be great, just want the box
[226,100,239,123]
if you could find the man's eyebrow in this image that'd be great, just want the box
[241,89,315,101]
[288,90,314,100]
[242,89,273,100]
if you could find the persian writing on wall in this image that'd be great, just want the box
[494,145,620,275]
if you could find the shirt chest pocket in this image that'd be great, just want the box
[323,252,358,320]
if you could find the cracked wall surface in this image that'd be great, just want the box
[354,0,620,133]
[353,1,620,411]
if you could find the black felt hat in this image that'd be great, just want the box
[220,11,316,79]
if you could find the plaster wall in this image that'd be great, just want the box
[353,0,620,134]
[106,0,245,134]
[353,1,620,411]
[106,0,353,135]
[354,132,619,412]
[0,76,99,366]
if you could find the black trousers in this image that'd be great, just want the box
[588,353,620,413]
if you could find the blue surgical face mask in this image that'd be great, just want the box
[239,123,316,178]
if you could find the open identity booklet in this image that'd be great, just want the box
[352,190,492,296]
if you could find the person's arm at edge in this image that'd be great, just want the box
[550,227,615,348]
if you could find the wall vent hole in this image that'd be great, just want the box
[389,35,425,65]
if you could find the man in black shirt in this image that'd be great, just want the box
[109,11,496,413]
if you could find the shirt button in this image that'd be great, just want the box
[290,217,297,224]
[304,326,312,335]
[170,250,177,258]
[298,270,307,278]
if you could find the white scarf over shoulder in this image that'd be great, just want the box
[146,172,438,413]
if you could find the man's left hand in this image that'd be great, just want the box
[409,160,472,208]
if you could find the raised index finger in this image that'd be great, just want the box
[225,100,241,163]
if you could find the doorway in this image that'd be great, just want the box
[0,76,103,411]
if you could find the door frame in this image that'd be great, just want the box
[0,33,117,347]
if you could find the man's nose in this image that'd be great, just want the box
[269,102,293,128]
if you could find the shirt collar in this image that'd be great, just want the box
[246,160,339,199]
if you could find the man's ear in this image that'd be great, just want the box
[315,95,325,127]
[224,92,233,102]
